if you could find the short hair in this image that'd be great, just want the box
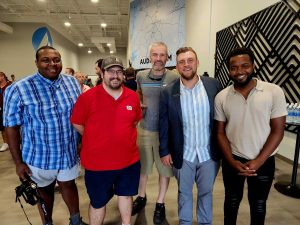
[149,42,169,56]
[96,59,103,68]
[125,67,135,78]
[226,47,255,68]
[65,67,75,75]
[35,45,58,60]
[75,71,86,78]
[176,47,198,60]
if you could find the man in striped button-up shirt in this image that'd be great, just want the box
[159,47,222,225]
[4,46,87,225]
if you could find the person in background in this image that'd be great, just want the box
[124,67,137,91]
[159,47,222,225]
[3,46,87,225]
[214,47,287,225]
[133,41,178,224]
[95,59,103,85]
[71,56,142,225]
[202,72,209,77]
[0,71,12,152]
[10,74,16,82]
[65,67,75,76]
[84,75,94,88]
[75,71,91,93]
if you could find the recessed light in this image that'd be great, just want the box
[88,48,92,54]
[91,0,99,3]
[101,23,107,28]
[78,43,83,47]
[110,50,114,54]
[107,43,111,47]
[64,21,71,27]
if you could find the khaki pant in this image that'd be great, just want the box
[137,126,173,177]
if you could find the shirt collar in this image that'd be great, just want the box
[230,78,263,93]
[180,75,202,90]
[36,72,62,88]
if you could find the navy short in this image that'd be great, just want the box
[85,161,140,209]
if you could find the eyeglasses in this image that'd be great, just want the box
[106,69,124,76]
[40,58,62,65]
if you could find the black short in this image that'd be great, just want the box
[84,161,140,208]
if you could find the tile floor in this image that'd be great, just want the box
[0,147,299,225]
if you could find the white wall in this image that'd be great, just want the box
[78,47,127,76]
[0,23,79,80]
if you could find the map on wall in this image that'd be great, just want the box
[129,0,185,69]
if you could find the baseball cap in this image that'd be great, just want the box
[101,56,124,70]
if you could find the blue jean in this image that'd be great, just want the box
[222,155,275,225]
[173,159,219,225]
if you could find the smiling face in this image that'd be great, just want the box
[35,48,62,80]
[228,54,255,87]
[176,50,199,81]
[150,44,168,73]
[102,66,124,90]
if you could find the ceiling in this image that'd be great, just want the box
[0,0,130,54]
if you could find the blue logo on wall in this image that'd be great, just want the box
[32,27,53,51]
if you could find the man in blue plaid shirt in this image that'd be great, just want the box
[3,46,87,225]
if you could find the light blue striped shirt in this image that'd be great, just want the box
[3,72,81,170]
[180,76,211,163]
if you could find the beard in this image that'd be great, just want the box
[231,72,254,87]
[105,77,122,90]
[180,69,197,81]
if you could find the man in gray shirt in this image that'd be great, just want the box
[132,42,178,224]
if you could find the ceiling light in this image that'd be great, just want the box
[107,43,111,47]
[64,21,71,27]
[101,23,107,28]
[110,50,114,54]
[91,0,99,3]
[78,43,83,47]
[88,48,92,54]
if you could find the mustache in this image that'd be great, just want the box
[109,77,121,81]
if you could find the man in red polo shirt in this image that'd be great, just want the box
[71,56,142,225]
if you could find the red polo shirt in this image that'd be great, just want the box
[70,85,142,171]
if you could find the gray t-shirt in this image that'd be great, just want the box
[137,69,179,131]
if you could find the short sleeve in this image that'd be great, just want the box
[70,93,89,125]
[3,85,23,127]
[271,85,287,119]
[214,91,227,122]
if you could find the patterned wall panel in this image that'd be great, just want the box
[215,0,300,132]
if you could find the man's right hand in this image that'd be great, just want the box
[16,162,32,180]
[161,154,173,167]
[141,103,147,109]
[229,160,257,177]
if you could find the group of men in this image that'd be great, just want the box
[2,42,286,225]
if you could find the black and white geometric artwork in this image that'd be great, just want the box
[215,0,300,132]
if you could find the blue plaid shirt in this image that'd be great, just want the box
[3,72,81,170]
